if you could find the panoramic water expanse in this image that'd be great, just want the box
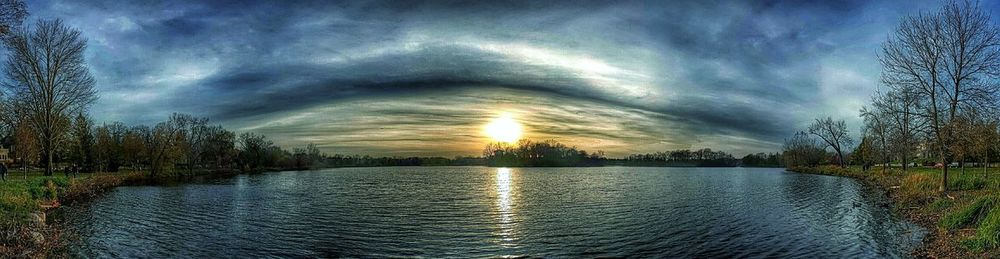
[61,167,924,258]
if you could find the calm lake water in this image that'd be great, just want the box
[62,167,924,258]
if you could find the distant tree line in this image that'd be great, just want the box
[741,152,783,167]
[482,140,605,167]
[324,155,484,167]
[481,141,781,168]
[615,148,740,167]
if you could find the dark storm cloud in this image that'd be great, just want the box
[24,0,964,155]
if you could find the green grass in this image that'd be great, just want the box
[928,198,956,212]
[0,169,148,223]
[0,170,72,223]
[941,195,998,230]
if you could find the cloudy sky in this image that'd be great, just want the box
[19,0,991,157]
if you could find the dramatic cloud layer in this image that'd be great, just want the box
[21,0,989,156]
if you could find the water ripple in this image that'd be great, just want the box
[60,167,924,258]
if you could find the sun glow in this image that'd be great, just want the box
[484,113,523,143]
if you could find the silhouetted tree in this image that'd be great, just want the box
[482,140,606,167]
[144,121,182,177]
[201,125,236,170]
[238,132,271,170]
[741,152,782,167]
[808,117,853,168]
[782,132,828,168]
[170,113,208,175]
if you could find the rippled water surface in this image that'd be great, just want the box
[62,167,924,258]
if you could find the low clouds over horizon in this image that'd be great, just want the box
[19,0,981,156]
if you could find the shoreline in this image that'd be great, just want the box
[787,166,984,258]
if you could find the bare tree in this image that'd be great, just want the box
[0,0,27,37]
[2,19,97,176]
[144,121,181,177]
[873,86,927,173]
[879,0,1000,192]
[861,104,891,172]
[781,131,827,168]
[170,113,208,175]
[808,117,853,168]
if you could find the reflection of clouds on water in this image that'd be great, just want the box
[495,168,516,246]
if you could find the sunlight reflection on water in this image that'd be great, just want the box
[495,168,517,247]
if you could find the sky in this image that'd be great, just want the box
[17,0,995,157]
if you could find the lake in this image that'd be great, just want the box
[61,167,925,258]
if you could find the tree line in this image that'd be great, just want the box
[616,148,740,167]
[483,141,782,168]
[482,140,606,167]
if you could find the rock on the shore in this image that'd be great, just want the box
[31,231,44,244]
[30,212,46,226]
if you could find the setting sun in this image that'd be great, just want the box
[484,113,523,143]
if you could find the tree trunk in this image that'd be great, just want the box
[837,150,846,168]
[962,160,966,175]
[884,158,889,174]
[940,152,949,193]
[45,138,53,176]
[902,155,908,174]
[984,152,989,178]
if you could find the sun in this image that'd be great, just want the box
[484,113,523,143]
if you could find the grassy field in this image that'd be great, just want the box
[795,165,1000,257]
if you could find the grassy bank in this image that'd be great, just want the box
[791,165,1000,257]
